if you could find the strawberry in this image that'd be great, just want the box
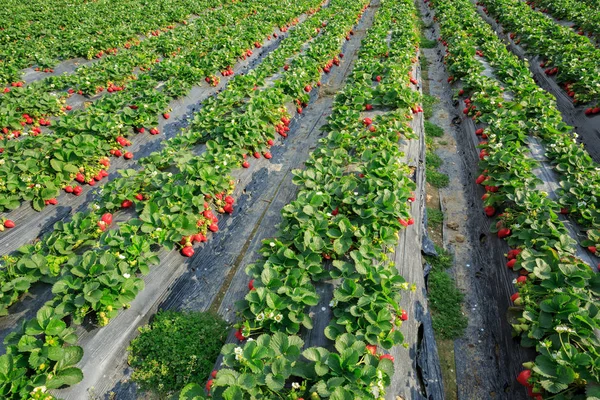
[369,125,376,132]
[223,204,234,214]
[516,276,527,284]
[163,113,170,119]
[48,198,58,205]
[375,75,381,82]
[458,89,464,95]
[75,172,85,183]
[365,104,373,111]
[339,53,344,58]
[88,179,96,186]
[136,127,145,133]
[3,220,15,229]
[400,310,408,320]
[135,193,144,201]
[149,128,159,135]
[517,370,531,387]
[234,328,247,341]
[366,345,377,355]
[101,213,113,226]
[73,186,83,196]
[297,107,302,114]
[114,149,123,157]
[253,152,260,159]
[225,196,234,204]
[267,139,274,146]
[475,174,486,184]
[484,206,495,217]
[264,152,272,159]
[398,218,409,227]
[379,354,394,362]
[332,207,339,216]
[124,152,133,159]
[475,128,484,135]
[209,223,219,232]
[588,246,597,254]
[121,199,133,208]
[498,228,511,238]
[363,117,372,126]
[560,208,568,214]
[65,185,74,193]
[97,221,107,231]
[248,279,255,290]
[65,105,73,111]
[242,161,250,168]
[407,218,414,225]
[507,259,517,269]
[510,292,520,303]
[304,85,312,93]
[211,370,218,379]
[181,247,195,257]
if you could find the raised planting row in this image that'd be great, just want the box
[178,0,424,398]
[475,0,600,108]
[428,0,600,398]
[439,0,600,239]
[0,0,324,215]
[524,0,600,43]
[0,0,220,85]
[0,0,375,397]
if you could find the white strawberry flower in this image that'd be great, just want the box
[234,346,243,355]
[292,382,300,389]
[269,242,275,247]
[256,312,265,321]
[274,314,283,322]
[267,311,275,319]
[118,254,126,260]
[123,273,131,279]
[156,228,162,232]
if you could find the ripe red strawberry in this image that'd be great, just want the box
[73,186,83,196]
[375,75,381,82]
[75,172,85,183]
[398,218,409,227]
[3,220,15,229]
[363,117,372,126]
[234,328,247,341]
[114,149,123,157]
[283,64,289,71]
[365,104,373,111]
[332,207,339,216]
[588,246,597,254]
[209,223,219,232]
[267,139,274,146]
[242,160,250,168]
[101,213,113,225]
[97,221,107,231]
[65,185,74,193]
[369,125,376,132]
[379,354,394,362]
[458,89,464,95]
[264,152,272,159]
[498,228,511,238]
[124,152,133,159]
[366,345,377,355]
[510,292,520,303]
[88,179,96,186]
[517,370,531,387]
[136,127,145,133]
[65,105,73,111]
[507,259,517,269]
[248,279,255,290]
[225,196,234,204]
[516,276,527,284]
[211,370,218,379]
[182,246,195,257]
[304,85,312,93]
[484,206,495,217]
[47,198,58,205]
[475,128,484,135]
[149,128,159,135]
[297,107,302,114]
[223,204,234,214]
[475,174,486,184]
[135,193,144,201]
[339,53,344,58]
[121,199,133,208]
[407,218,414,225]
[253,152,260,159]
[560,208,569,214]
[400,310,408,321]
[163,113,170,119]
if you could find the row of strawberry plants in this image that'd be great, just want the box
[442,0,600,237]
[180,0,422,397]
[0,0,221,85]
[0,0,245,126]
[475,0,600,107]
[0,0,372,397]
[524,0,600,43]
[0,0,322,214]
[429,0,600,398]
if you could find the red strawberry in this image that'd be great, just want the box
[510,292,520,303]
[135,193,144,201]
[475,128,484,135]
[588,246,597,254]
[517,370,531,387]
[66,105,73,111]
[560,208,568,214]
[507,259,517,269]
[365,104,373,111]
[267,139,274,146]
[297,107,302,114]
[369,125,376,132]
[407,218,414,225]
[73,186,83,196]
[65,185,74,193]
[88,179,96,186]
[498,228,511,238]
[264,152,272,159]
[379,354,394,362]
[484,206,495,217]
[3,220,15,229]
[242,161,250,168]
[248,279,255,290]
[363,117,372,126]
[114,149,123,157]
[121,199,133,208]
[475,174,486,184]
[253,152,260,159]
[398,219,409,227]
[209,223,219,232]
[181,246,194,257]
[304,85,312,93]
[124,152,133,159]
[332,207,339,216]
[211,370,218,379]
[136,127,145,133]
[75,173,85,183]
[516,276,527,284]
[97,221,107,231]
[234,328,247,341]
[225,196,234,204]
[101,213,113,226]
[375,75,381,82]
[366,345,377,355]
[400,310,408,321]
[149,128,159,135]
[458,89,464,95]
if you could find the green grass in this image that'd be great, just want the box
[420,54,429,72]
[128,310,228,396]
[426,151,443,169]
[425,247,468,340]
[422,94,437,119]
[426,169,450,188]
[425,121,444,137]
[427,207,444,228]
[420,35,437,49]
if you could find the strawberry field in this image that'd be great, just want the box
[0,0,598,399]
